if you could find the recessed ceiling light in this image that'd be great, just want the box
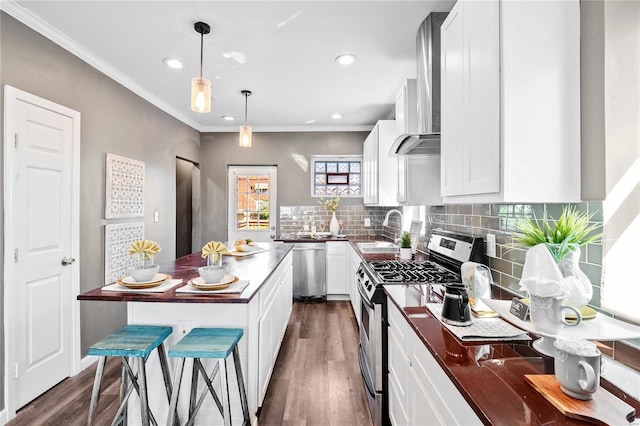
[331,113,342,119]
[222,116,235,121]
[162,57,183,69]
[304,119,316,124]
[335,54,356,65]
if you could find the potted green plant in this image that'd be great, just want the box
[514,205,602,306]
[399,231,412,260]
[514,205,601,261]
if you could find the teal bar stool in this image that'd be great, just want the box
[87,324,174,426]
[166,328,250,426]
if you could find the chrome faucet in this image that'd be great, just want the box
[382,209,404,242]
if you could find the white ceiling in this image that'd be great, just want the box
[4,1,454,132]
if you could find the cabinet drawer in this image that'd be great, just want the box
[326,241,347,255]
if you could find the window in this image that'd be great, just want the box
[311,155,362,197]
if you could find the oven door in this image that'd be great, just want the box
[357,279,382,392]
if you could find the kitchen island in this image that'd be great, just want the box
[77,242,293,425]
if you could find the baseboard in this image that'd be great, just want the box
[326,294,349,301]
[80,354,99,372]
[0,408,8,425]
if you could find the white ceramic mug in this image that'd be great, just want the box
[529,295,582,334]
[554,338,601,400]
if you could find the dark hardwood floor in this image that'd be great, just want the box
[258,301,372,426]
[8,301,372,426]
[8,357,121,426]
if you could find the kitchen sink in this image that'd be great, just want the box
[356,241,399,253]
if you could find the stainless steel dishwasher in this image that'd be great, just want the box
[292,242,326,299]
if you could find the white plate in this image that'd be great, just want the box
[191,275,235,287]
[121,273,168,285]
[336,234,347,238]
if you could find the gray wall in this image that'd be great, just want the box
[199,131,366,242]
[0,12,201,409]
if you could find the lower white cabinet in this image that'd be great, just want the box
[258,254,293,405]
[346,243,362,327]
[326,241,347,295]
[387,301,481,425]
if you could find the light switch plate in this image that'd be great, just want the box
[364,218,371,227]
[486,233,496,258]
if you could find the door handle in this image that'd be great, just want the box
[61,257,76,266]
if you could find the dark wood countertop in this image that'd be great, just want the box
[77,243,293,304]
[384,285,640,425]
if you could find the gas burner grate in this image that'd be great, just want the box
[368,260,460,284]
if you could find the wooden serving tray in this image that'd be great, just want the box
[525,374,635,425]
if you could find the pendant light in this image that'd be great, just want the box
[239,90,252,147]
[191,21,211,113]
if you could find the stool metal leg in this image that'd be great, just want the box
[166,358,185,426]
[137,357,151,426]
[219,358,231,426]
[87,356,106,426]
[232,346,250,425]
[185,359,223,426]
[157,343,180,426]
[119,358,128,426]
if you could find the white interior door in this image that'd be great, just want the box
[228,166,277,243]
[4,85,81,415]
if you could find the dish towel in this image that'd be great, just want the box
[176,280,250,295]
[102,279,183,293]
[426,303,531,342]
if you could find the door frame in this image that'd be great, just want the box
[3,85,82,419]
[227,165,278,243]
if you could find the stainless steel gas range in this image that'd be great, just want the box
[356,229,485,425]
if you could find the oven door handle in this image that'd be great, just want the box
[358,344,376,398]
[357,282,376,310]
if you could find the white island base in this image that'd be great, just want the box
[121,254,292,425]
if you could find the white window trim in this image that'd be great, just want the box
[310,154,363,198]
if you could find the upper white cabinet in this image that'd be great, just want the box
[441,0,581,203]
[363,120,399,206]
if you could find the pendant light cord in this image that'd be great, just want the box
[199,31,204,79]
[244,92,248,125]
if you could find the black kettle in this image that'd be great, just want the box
[441,283,473,326]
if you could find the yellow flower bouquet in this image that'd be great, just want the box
[321,196,340,213]
[202,241,228,265]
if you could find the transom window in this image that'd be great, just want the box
[311,155,362,197]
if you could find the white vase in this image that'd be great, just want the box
[400,248,412,260]
[330,211,340,236]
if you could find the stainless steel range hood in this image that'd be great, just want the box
[391,12,448,156]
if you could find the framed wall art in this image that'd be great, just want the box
[105,153,145,219]
[104,222,144,284]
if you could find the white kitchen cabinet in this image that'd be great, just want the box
[363,120,399,206]
[441,0,581,203]
[258,254,293,405]
[387,299,411,426]
[346,243,362,327]
[326,241,348,295]
[397,155,442,206]
[387,301,481,425]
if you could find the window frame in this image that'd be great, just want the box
[310,155,363,198]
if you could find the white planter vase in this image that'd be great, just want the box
[400,248,412,260]
[330,212,340,236]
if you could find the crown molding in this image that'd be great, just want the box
[0,0,203,132]
[1,2,377,135]
[199,124,374,133]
